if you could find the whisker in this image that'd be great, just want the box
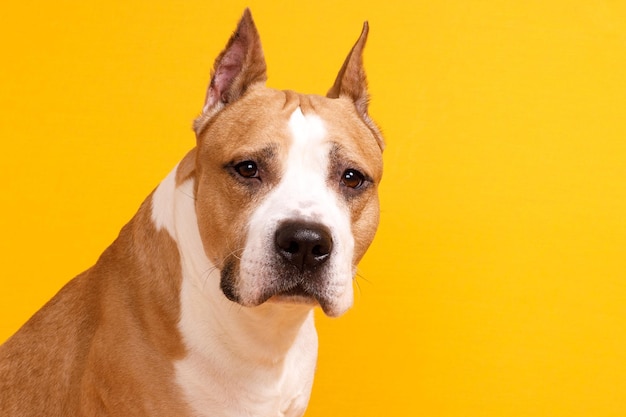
[353,266,375,303]
[176,187,197,201]
[227,247,246,261]
[354,269,373,285]
[200,265,219,292]
[354,275,363,299]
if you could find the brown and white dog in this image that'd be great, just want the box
[0,9,384,417]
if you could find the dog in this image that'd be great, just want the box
[0,9,384,417]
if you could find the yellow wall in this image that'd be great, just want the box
[2,1,625,415]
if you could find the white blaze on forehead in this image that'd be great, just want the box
[283,107,332,211]
[288,107,326,147]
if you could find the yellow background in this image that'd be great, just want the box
[2,1,626,416]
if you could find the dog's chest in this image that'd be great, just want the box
[176,359,314,417]
[174,320,318,417]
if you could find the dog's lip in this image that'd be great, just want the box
[262,283,345,317]
[280,283,310,297]
[268,284,318,305]
[269,293,318,305]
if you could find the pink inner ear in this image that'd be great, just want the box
[211,43,246,105]
[200,9,267,115]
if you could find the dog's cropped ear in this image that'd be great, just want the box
[194,9,267,133]
[327,22,384,150]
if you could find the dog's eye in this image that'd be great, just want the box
[341,169,365,189]
[234,161,259,179]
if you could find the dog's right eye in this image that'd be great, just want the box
[233,160,259,179]
[341,169,365,189]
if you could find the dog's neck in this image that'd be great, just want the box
[151,165,316,364]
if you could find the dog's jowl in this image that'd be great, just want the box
[0,9,384,417]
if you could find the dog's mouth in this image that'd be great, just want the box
[268,283,318,306]
[279,283,311,297]
[220,257,349,317]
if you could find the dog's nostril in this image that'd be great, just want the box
[312,244,327,257]
[275,221,333,272]
[286,242,300,254]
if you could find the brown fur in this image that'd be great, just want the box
[0,195,191,416]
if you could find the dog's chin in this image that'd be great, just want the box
[245,284,321,310]
[221,281,347,317]
[266,284,350,317]
[269,294,317,306]
[268,286,318,307]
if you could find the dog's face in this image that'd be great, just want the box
[188,10,383,317]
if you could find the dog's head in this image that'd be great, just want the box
[183,9,384,317]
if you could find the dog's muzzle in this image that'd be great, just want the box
[220,218,342,312]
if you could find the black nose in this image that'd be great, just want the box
[275,221,333,272]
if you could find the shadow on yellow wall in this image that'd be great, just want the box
[1,1,625,416]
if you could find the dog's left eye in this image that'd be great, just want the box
[234,161,259,179]
[341,169,365,189]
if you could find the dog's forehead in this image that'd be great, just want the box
[199,86,382,180]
